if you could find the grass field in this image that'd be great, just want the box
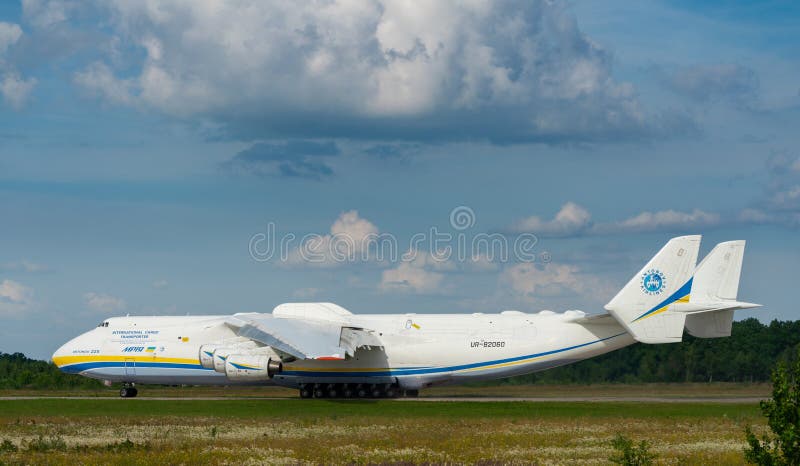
[0,387,767,465]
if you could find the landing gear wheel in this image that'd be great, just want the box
[371,387,383,398]
[313,386,326,398]
[299,386,313,399]
[357,387,367,398]
[119,386,138,398]
[343,387,354,398]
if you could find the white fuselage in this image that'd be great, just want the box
[53,312,635,390]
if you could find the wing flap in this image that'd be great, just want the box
[226,312,380,360]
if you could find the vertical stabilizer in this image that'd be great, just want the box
[690,240,744,302]
[604,235,701,343]
[684,240,754,338]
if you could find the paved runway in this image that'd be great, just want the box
[0,396,766,403]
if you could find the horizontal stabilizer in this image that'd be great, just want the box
[685,309,734,338]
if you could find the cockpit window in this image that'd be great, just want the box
[97,321,109,327]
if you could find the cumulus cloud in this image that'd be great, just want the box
[83,292,126,313]
[0,279,34,315]
[0,22,22,54]
[660,63,759,109]
[511,202,592,237]
[499,262,610,305]
[22,0,71,29]
[73,61,134,105]
[380,262,445,294]
[223,140,340,180]
[1,73,37,109]
[510,202,720,237]
[0,22,36,109]
[600,209,721,234]
[285,210,382,267]
[65,0,682,143]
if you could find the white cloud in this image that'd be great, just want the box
[152,279,168,289]
[66,0,669,143]
[73,61,134,105]
[511,203,721,236]
[499,262,614,308]
[1,73,37,109]
[511,202,592,236]
[737,208,772,224]
[380,249,460,294]
[501,263,581,301]
[22,0,70,29]
[602,208,721,234]
[380,262,445,294]
[0,22,22,54]
[0,279,34,315]
[0,22,36,109]
[285,210,381,267]
[83,292,126,313]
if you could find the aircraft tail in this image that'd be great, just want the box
[604,235,700,344]
[683,240,760,338]
[605,236,760,344]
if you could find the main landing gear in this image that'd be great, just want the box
[119,384,138,398]
[298,383,418,399]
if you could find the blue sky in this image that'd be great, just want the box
[0,0,798,359]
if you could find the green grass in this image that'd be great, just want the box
[0,398,765,464]
[0,398,761,420]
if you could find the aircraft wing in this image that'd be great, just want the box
[225,313,381,361]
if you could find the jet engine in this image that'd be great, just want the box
[224,355,282,381]
[199,337,252,369]
[212,341,259,373]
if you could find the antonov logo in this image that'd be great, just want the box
[640,269,666,295]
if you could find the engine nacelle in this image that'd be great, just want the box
[224,355,282,381]
[212,341,258,373]
[199,337,252,369]
[199,344,222,369]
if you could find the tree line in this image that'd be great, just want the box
[0,352,102,390]
[1,318,798,389]
[503,318,800,385]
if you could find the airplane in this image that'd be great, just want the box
[52,236,760,398]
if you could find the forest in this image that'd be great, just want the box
[1,318,798,389]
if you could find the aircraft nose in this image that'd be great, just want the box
[52,341,71,369]
[52,334,84,370]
